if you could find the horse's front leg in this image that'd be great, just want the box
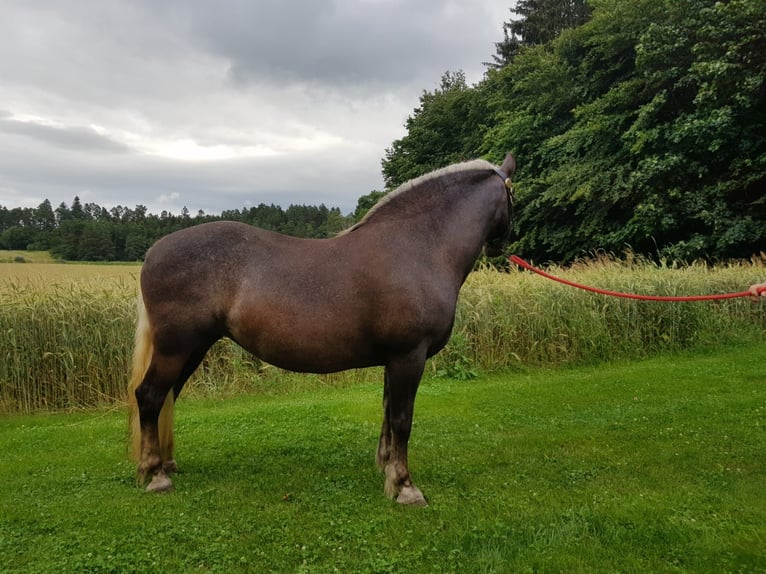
[381,352,427,506]
[376,374,392,469]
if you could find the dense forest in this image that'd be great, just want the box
[383,0,766,262]
[2,0,765,263]
[0,195,384,261]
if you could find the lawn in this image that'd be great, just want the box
[0,250,55,263]
[1,345,764,573]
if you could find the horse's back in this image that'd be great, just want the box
[145,220,282,264]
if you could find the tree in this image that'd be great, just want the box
[485,23,523,70]
[510,0,591,46]
[385,1,594,192]
[487,0,592,69]
[51,220,85,260]
[0,226,37,250]
[321,207,351,235]
[55,202,70,224]
[382,0,765,263]
[124,229,149,261]
[34,200,56,232]
[2,195,363,260]
[70,196,86,220]
[353,191,387,221]
[382,70,490,189]
[78,223,115,261]
[133,205,148,222]
[483,0,766,262]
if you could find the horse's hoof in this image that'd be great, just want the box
[397,485,427,507]
[145,471,173,493]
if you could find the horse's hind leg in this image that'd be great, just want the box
[160,346,210,475]
[134,354,182,491]
[135,348,207,492]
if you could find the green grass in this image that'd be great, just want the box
[0,250,55,263]
[1,344,765,573]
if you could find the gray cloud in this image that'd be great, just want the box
[183,0,500,89]
[0,0,512,216]
[0,126,379,213]
[0,115,132,154]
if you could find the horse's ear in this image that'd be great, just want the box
[500,153,516,176]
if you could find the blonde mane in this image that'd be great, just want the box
[342,159,493,234]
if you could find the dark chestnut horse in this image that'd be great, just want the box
[128,153,516,504]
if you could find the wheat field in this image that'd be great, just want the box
[2,254,765,412]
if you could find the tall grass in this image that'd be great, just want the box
[1,255,765,412]
[0,274,136,412]
[451,254,766,374]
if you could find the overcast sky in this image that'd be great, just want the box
[0,0,513,216]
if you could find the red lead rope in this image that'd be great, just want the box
[508,255,753,302]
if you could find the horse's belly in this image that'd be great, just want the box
[255,341,378,374]
[226,283,451,374]
[230,319,380,374]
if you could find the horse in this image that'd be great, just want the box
[127,153,516,505]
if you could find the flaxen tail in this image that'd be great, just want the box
[128,292,153,462]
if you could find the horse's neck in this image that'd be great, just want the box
[439,189,497,277]
[377,182,497,277]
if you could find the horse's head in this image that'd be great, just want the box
[484,153,516,257]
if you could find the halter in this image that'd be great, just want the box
[487,167,515,250]
[493,168,514,196]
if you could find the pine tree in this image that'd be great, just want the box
[487,0,592,69]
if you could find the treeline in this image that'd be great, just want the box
[383,0,766,262]
[0,196,380,261]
